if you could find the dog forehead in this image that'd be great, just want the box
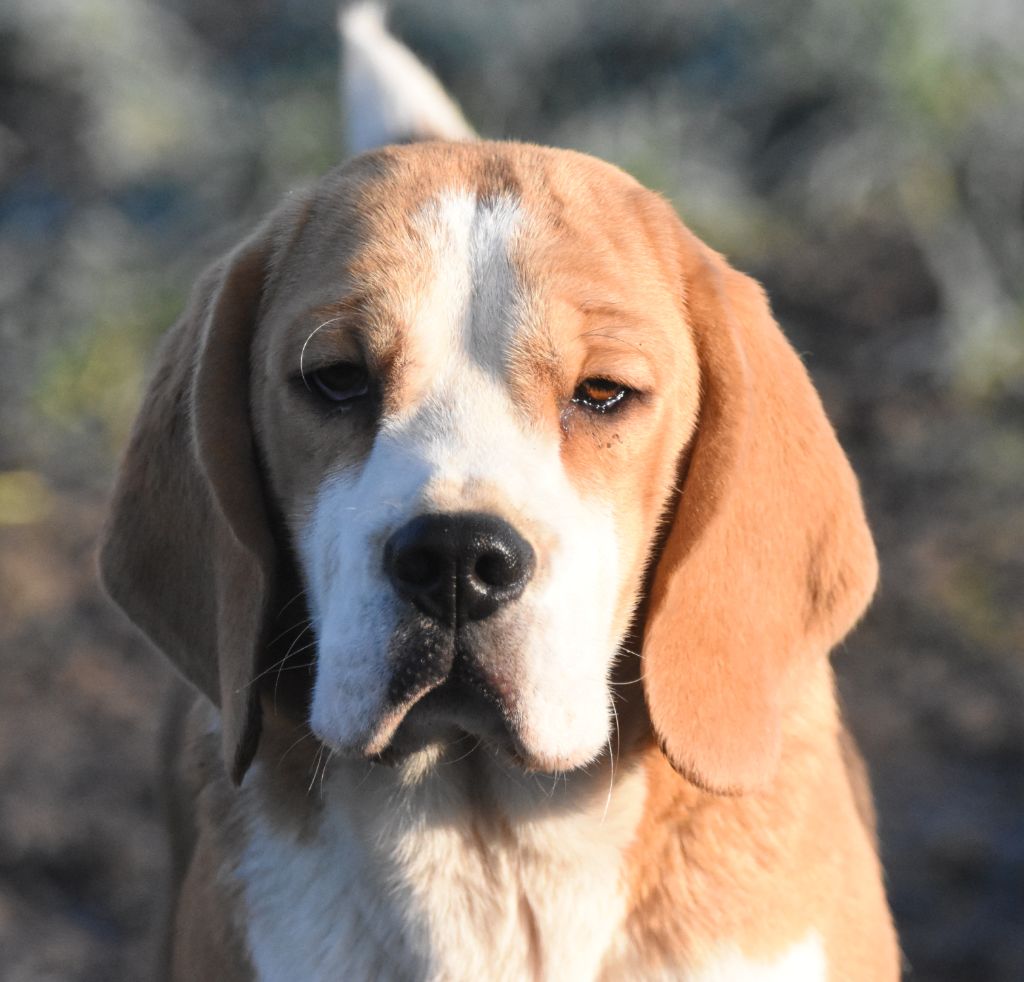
[339,140,655,225]
[273,141,681,312]
[398,186,527,385]
[261,142,689,420]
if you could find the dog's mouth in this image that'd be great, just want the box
[378,678,518,762]
[309,617,612,775]
[354,633,532,767]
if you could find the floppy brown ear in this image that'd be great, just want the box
[642,231,878,794]
[99,230,277,785]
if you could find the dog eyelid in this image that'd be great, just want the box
[303,362,371,405]
[571,377,634,414]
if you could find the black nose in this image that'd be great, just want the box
[384,512,535,625]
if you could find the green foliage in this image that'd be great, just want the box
[0,470,53,526]
[34,280,183,455]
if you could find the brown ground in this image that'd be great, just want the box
[1,496,171,982]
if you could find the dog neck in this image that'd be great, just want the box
[186,669,848,981]
[229,735,647,981]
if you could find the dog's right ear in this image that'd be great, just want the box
[99,227,278,785]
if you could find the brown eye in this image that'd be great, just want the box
[306,362,370,405]
[572,377,631,413]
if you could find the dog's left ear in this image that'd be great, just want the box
[642,230,878,795]
[100,225,280,785]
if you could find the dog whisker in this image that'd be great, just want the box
[266,616,312,649]
[299,317,348,389]
[319,749,336,799]
[352,760,377,794]
[274,644,319,709]
[443,737,482,766]
[277,730,315,768]
[602,695,621,826]
[307,744,327,796]
[241,625,317,694]
[275,588,309,619]
[607,675,646,687]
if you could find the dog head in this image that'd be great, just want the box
[100,142,876,794]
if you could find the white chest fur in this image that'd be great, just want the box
[229,747,829,982]
[231,748,647,982]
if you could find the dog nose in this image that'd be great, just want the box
[384,512,535,625]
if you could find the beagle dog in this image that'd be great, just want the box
[101,8,899,980]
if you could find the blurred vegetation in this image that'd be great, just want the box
[1,0,1022,979]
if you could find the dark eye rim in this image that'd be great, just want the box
[571,377,634,414]
[302,361,371,406]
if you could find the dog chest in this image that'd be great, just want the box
[231,755,647,981]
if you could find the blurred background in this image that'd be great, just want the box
[1,0,1022,978]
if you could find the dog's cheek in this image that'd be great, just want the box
[297,473,400,744]
[508,498,625,769]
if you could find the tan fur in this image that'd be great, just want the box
[642,232,879,794]
[622,662,897,977]
[102,141,898,979]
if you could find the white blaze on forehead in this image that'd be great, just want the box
[403,189,525,387]
[303,188,621,768]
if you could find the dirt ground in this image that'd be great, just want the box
[1,495,171,982]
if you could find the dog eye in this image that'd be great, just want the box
[572,377,631,413]
[306,362,370,404]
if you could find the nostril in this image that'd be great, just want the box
[384,516,460,624]
[474,548,516,588]
[393,547,438,588]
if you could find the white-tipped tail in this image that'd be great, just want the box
[339,2,475,155]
